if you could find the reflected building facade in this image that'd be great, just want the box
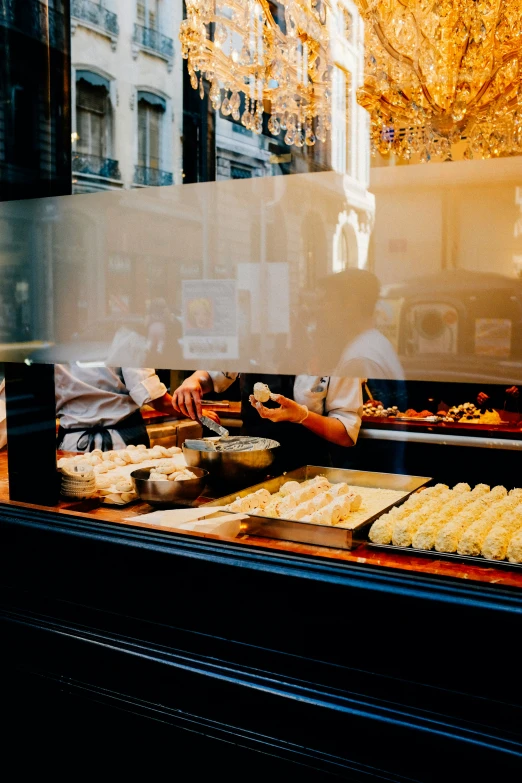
[70,0,182,193]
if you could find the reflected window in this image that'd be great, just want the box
[137,0,159,30]
[74,71,120,188]
[230,165,252,180]
[333,66,352,176]
[136,91,172,186]
[76,73,111,159]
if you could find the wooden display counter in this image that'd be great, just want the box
[1,450,520,590]
[2,449,521,780]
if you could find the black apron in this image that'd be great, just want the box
[57,409,150,452]
[240,374,332,472]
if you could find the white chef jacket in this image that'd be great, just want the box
[336,329,404,381]
[55,365,167,451]
[209,373,363,445]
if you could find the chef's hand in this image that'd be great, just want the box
[172,377,204,420]
[506,386,520,398]
[477,392,490,406]
[202,410,222,425]
[249,394,308,424]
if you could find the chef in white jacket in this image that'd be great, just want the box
[55,365,174,452]
[173,372,362,472]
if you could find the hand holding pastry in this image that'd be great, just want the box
[250,394,308,424]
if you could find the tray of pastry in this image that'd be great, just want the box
[367,482,522,568]
[205,466,431,550]
[367,543,522,571]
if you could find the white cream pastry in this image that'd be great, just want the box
[279,481,301,497]
[481,514,522,561]
[507,528,522,563]
[369,508,400,544]
[253,382,272,403]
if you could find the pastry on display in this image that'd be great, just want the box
[369,484,522,563]
[253,382,274,403]
[362,399,507,425]
[226,476,404,529]
[57,444,183,505]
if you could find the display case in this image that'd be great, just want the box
[1,2,521,780]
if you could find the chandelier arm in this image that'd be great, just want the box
[360,3,443,114]
[200,40,327,103]
[465,49,522,113]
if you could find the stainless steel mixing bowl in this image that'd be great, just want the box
[183,438,279,485]
[131,467,208,507]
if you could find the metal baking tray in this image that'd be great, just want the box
[367,543,522,571]
[206,466,431,550]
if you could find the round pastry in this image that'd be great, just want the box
[149,471,168,481]
[330,483,350,497]
[95,475,113,490]
[121,492,137,503]
[62,463,93,479]
[102,452,113,462]
[118,451,133,464]
[369,511,396,545]
[279,481,300,497]
[253,382,272,403]
[155,463,178,475]
[453,483,471,493]
[93,463,110,475]
[91,449,103,458]
[290,501,314,521]
[115,479,133,493]
[252,488,271,508]
[136,444,147,451]
[157,446,172,457]
[112,457,126,467]
[129,452,146,464]
[126,444,136,450]
[310,491,334,512]
[167,446,182,455]
[309,508,330,525]
[103,493,125,505]
[274,495,298,516]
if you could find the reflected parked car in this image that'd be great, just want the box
[378,271,522,384]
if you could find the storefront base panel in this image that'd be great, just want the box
[1,504,521,780]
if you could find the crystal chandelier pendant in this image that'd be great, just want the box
[354,0,522,161]
[179,0,333,151]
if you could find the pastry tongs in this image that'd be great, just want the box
[199,414,229,439]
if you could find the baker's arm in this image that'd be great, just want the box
[252,395,355,447]
[172,371,239,420]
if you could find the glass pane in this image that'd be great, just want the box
[148,108,161,168]
[137,103,147,167]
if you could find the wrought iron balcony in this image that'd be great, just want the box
[133,23,174,62]
[0,0,66,51]
[73,152,121,181]
[71,0,119,39]
[134,166,173,188]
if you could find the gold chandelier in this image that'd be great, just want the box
[354,0,522,161]
[179,0,332,148]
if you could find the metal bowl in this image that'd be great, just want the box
[131,467,208,507]
[183,438,279,485]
